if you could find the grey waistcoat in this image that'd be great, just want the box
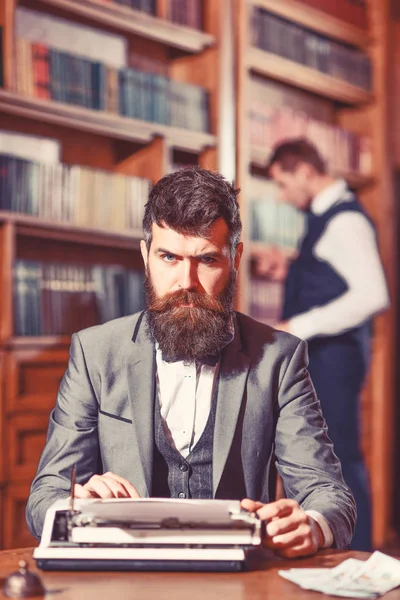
[151,387,217,499]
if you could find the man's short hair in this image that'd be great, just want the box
[143,167,242,254]
[267,138,327,175]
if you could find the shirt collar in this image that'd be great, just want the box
[310,179,348,216]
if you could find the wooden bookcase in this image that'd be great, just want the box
[0,0,228,548]
[235,0,397,547]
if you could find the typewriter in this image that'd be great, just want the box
[33,494,262,572]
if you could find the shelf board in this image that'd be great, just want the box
[247,48,373,106]
[1,336,71,348]
[0,211,143,249]
[32,0,215,53]
[250,0,370,49]
[250,146,374,189]
[0,90,216,153]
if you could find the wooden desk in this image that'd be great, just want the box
[0,548,399,599]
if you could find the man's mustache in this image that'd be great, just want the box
[148,288,224,313]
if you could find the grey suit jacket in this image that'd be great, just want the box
[26,311,356,546]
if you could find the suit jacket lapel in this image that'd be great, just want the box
[213,316,251,496]
[126,312,155,497]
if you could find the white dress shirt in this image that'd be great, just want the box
[155,346,333,548]
[288,179,389,341]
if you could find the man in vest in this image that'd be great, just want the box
[27,166,356,557]
[263,139,389,551]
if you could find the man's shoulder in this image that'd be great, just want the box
[235,311,302,354]
[74,312,144,348]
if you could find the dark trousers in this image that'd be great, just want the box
[308,338,372,551]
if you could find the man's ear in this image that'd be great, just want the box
[234,242,244,272]
[296,162,314,180]
[140,240,149,268]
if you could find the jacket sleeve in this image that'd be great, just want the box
[26,333,101,540]
[275,338,356,549]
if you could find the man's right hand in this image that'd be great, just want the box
[74,472,140,499]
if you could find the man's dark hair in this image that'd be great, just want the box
[143,167,242,254]
[267,138,327,175]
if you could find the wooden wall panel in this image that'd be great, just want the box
[7,414,49,482]
[0,222,15,342]
[3,483,38,549]
[4,349,69,414]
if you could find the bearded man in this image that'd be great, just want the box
[26,167,355,557]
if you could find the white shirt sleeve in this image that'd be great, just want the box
[288,212,390,341]
[306,510,334,548]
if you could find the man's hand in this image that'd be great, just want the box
[253,246,290,282]
[74,472,141,499]
[241,498,323,558]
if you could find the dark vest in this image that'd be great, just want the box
[282,191,374,375]
[151,386,217,499]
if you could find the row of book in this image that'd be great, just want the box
[15,38,209,132]
[14,260,145,336]
[102,0,203,30]
[167,0,202,29]
[251,7,372,91]
[249,179,305,250]
[249,279,283,326]
[0,154,151,231]
[300,0,368,29]
[107,0,156,14]
[249,82,373,176]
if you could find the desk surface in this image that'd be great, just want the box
[0,548,399,600]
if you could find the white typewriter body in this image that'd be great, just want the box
[33,497,262,572]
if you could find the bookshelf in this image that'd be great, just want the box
[236,0,397,548]
[250,145,375,189]
[0,90,216,151]
[0,0,228,548]
[250,0,371,48]
[29,0,215,52]
[247,48,373,106]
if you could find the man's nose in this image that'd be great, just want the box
[178,260,199,290]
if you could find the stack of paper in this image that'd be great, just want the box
[279,551,400,598]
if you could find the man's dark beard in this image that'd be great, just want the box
[145,272,236,362]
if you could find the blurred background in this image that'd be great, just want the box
[0,0,399,551]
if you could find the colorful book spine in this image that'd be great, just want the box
[0,153,152,231]
[248,90,373,177]
[15,39,210,133]
[14,260,145,336]
[251,7,372,91]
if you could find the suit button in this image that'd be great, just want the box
[178,492,186,499]
[179,463,188,472]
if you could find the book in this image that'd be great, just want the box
[248,77,373,176]
[14,260,146,336]
[16,7,127,69]
[251,7,372,91]
[15,38,210,132]
[0,153,151,230]
[0,130,60,163]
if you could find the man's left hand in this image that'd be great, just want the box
[241,498,323,558]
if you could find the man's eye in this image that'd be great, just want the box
[162,254,176,262]
[201,257,216,264]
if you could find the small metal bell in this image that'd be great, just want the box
[3,560,45,598]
